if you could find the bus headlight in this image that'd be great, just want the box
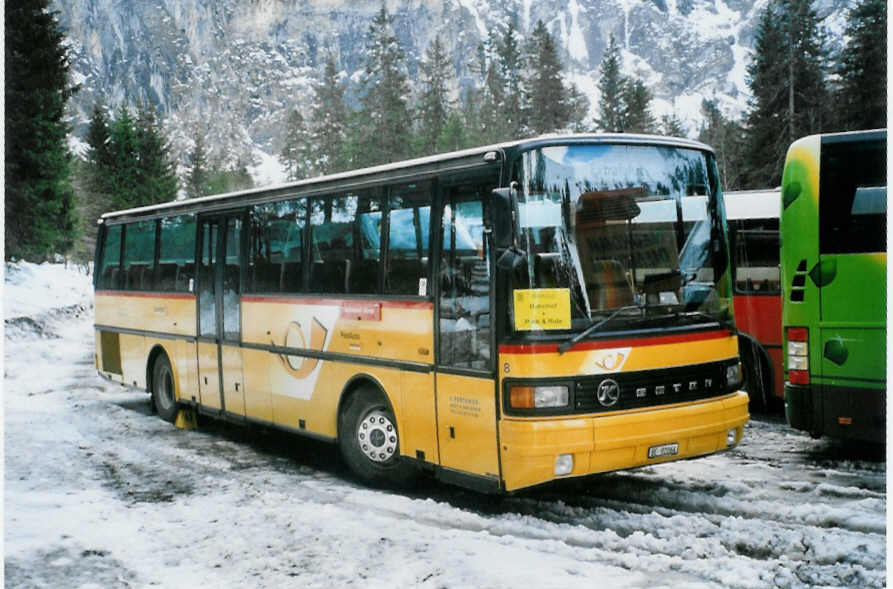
[510,385,569,409]
[726,363,742,389]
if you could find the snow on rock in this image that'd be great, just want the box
[4,263,887,588]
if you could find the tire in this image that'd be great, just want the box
[151,354,179,423]
[338,386,417,488]
[739,335,768,413]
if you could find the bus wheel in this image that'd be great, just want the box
[151,354,178,424]
[338,386,416,488]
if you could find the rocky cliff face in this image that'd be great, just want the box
[53,0,846,182]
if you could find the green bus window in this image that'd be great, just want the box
[386,181,431,296]
[157,215,196,292]
[309,191,381,294]
[248,199,307,294]
[99,224,123,290]
[122,220,157,291]
[819,138,887,255]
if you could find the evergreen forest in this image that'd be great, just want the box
[4,0,886,262]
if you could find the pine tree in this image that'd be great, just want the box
[134,102,179,205]
[477,32,507,144]
[84,104,112,192]
[91,104,178,210]
[622,78,656,134]
[699,99,746,190]
[660,113,687,137]
[597,35,626,132]
[835,0,886,130]
[437,111,469,153]
[781,0,829,137]
[107,105,141,209]
[566,84,591,132]
[186,129,210,198]
[5,0,80,260]
[205,160,254,195]
[416,36,456,154]
[354,6,413,167]
[459,86,485,148]
[309,52,349,175]
[498,22,525,138]
[73,103,116,263]
[280,108,311,181]
[741,0,829,187]
[741,5,787,187]
[525,20,573,135]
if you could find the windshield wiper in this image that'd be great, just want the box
[650,309,734,330]
[557,304,644,355]
[675,309,735,329]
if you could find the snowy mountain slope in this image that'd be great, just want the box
[52,0,849,183]
[3,262,887,588]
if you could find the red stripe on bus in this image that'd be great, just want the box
[96,290,195,300]
[240,295,433,310]
[499,329,735,355]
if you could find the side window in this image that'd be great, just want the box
[820,137,887,254]
[439,185,492,370]
[733,219,780,294]
[157,215,196,292]
[122,220,157,291]
[309,190,381,294]
[99,224,123,290]
[248,199,307,293]
[386,181,431,296]
[223,217,242,340]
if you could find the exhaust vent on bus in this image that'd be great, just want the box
[100,330,123,375]
[790,259,808,302]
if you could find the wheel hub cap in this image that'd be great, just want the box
[357,410,397,463]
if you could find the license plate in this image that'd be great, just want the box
[648,442,679,459]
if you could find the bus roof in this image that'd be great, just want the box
[100,133,715,222]
[723,189,780,220]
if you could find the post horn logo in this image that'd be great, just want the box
[596,378,621,407]
[274,318,328,379]
[594,351,626,371]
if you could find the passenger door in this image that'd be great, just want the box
[196,213,246,416]
[435,182,500,481]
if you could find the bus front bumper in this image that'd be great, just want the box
[498,391,749,492]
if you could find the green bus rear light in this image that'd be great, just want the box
[786,326,809,385]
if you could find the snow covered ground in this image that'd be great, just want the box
[4,262,887,588]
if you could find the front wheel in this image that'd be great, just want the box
[338,387,416,488]
[151,354,178,423]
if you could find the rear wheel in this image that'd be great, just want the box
[151,354,178,423]
[338,386,416,488]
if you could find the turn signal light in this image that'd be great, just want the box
[509,385,569,409]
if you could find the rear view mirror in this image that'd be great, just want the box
[489,186,520,250]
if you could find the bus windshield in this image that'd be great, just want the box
[514,143,730,334]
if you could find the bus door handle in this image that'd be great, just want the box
[449,426,455,439]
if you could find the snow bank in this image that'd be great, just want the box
[4,261,93,320]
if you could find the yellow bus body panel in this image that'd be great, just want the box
[501,334,739,378]
[95,292,196,337]
[500,391,748,491]
[497,332,746,491]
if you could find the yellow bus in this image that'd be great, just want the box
[93,134,749,493]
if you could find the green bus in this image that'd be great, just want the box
[781,129,886,443]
